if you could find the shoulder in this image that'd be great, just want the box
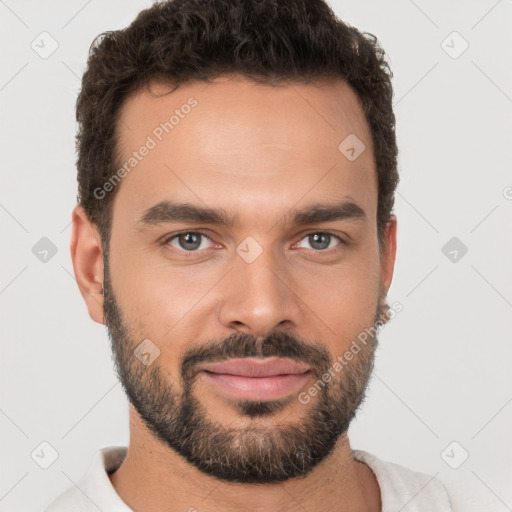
[353,449,457,511]
[44,485,91,512]
[44,446,130,512]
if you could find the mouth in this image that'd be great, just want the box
[198,357,312,401]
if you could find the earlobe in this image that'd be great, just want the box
[70,205,105,325]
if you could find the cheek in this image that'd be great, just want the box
[109,231,193,323]
[302,251,381,349]
[109,245,220,374]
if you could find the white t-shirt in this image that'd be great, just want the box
[44,446,457,511]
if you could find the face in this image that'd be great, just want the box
[77,75,397,483]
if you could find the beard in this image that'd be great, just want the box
[102,255,389,483]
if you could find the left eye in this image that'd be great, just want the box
[296,232,342,251]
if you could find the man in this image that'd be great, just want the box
[46,0,459,510]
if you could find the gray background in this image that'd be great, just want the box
[1,1,511,511]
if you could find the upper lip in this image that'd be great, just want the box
[199,357,310,377]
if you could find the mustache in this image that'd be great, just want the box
[181,330,332,380]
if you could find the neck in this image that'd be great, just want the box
[109,408,381,512]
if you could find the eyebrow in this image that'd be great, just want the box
[135,199,367,231]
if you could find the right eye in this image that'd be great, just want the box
[162,231,215,253]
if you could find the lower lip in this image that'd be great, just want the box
[201,371,311,401]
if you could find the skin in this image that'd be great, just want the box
[70,75,397,512]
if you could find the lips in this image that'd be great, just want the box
[198,357,311,401]
[200,357,310,377]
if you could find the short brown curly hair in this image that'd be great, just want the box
[76,0,399,254]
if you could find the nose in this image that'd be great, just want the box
[217,244,303,338]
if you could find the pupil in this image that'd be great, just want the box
[181,233,200,250]
[311,233,329,250]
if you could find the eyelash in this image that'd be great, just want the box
[160,230,345,255]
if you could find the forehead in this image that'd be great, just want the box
[113,76,377,228]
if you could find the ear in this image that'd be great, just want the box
[70,205,105,325]
[380,214,397,295]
